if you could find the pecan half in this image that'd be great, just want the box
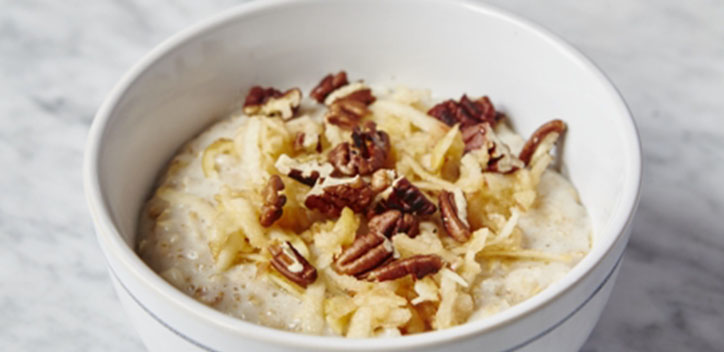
[335,233,394,277]
[328,122,390,176]
[243,86,302,120]
[362,254,443,282]
[372,177,437,216]
[310,71,348,103]
[518,119,567,166]
[368,210,420,238]
[268,241,317,288]
[260,175,286,227]
[305,176,374,217]
[428,95,498,128]
[326,98,369,129]
[438,190,471,242]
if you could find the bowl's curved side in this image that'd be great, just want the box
[84,0,642,351]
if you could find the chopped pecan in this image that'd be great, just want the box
[461,123,523,174]
[428,95,498,128]
[372,177,437,216]
[243,86,302,120]
[335,233,394,276]
[328,122,390,176]
[275,154,334,187]
[305,176,374,217]
[326,98,369,129]
[362,254,443,282]
[518,119,567,166]
[438,190,471,242]
[259,175,286,227]
[268,241,317,288]
[310,71,348,103]
[338,88,376,105]
[368,210,420,238]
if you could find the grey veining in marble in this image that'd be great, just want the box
[0,0,722,351]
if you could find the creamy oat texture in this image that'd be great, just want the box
[137,82,591,337]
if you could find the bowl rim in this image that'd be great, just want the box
[84,0,642,350]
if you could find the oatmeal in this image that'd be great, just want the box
[137,71,592,337]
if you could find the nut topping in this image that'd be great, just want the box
[275,154,334,187]
[372,177,437,216]
[438,190,471,242]
[268,241,317,288]
[310,71,349,103]
[518,119,567,166]
[362,254,443,282]
[328,122,390,176]
[368,210,420,238]
[461,123,524,174]
[335,233,394,277]
[428,95,498,128]
[305,176,375,217]
[243,86,302,120]
[259,175,286,227]
[326,98,370,129]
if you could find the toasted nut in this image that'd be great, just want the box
[438,190,471,242]
[428,95,498,128]
[275,154,334,187]
[518,119,567,166]
[362,254,443,282]
[335,233,394,276]
[243,86,302,120]
[326,98,369,129]
[328,122,390,176]
[268,241,317,288]
[368,210,420,238]
[372,177,437,216]
[461,123,523,174]
[259,175,286,227]
[310,71,349,103]
[305,176,375,217]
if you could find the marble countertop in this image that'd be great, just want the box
[1,0,722,351]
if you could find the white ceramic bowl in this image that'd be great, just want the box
[84,0,641,351]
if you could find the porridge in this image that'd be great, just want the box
[137,71,591,337]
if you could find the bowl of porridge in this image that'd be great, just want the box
[84,0,641,351]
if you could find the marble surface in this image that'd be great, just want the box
[0,0,722,351]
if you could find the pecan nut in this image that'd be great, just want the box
[362,254,443,282]
[268,241,317,288]
[368,210,420,238]
[275,154,334,187]
[428,95,498,128]
[310,71,349,103]
[462,123,523,174]
[326,98,370,129]
[372,177,437,216]
[259,175,286,227]
[243,86,302,120]
[304,176,374,217]
[518,119,567,166]
[328,122,390,176]
[439,190,471,242]
[335,233,394,276]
